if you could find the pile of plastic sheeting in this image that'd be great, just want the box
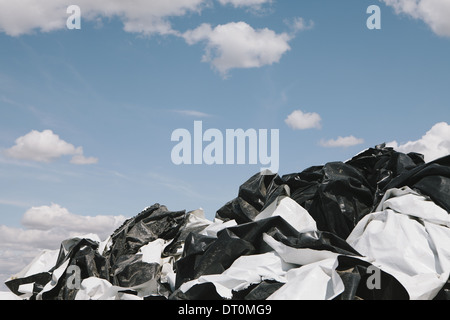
[3,144,450,300]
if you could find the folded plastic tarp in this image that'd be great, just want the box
[2,144,450,300]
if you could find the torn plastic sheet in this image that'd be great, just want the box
[2,145,450,300]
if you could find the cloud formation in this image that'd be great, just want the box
[0,0,279,37]
[0,203,126,289]
[285,110,322,130]
[21,203,126,237]
[4,130,98,165]
[387,122,450,162]
[0,0,207,37]
[182,22,292,76]
[0,1,308,76]
[1,203,126,252]
[382,0,450,37]
[285,17,315,33]
[319,136,365,148]
[217,0,272,9]
[173,110,213,118]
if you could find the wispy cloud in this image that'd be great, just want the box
[217,0,273,13]
[172,109,214,118]
[217,0,272,8]
[284,17,315,34]
[147,171,206,200]
[0,199,32,208]
[0,95,67,130]
[319,136,365,148]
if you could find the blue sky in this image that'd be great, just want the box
[1,0,450,287]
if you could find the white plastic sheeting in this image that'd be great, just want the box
[255,195,317,233]
[75,277,156,300]
[267,258,344,300]
[347,187,450,300]
[179,252,295,299]
[6,249,59,282]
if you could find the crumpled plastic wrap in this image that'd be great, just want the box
[3,144,450,300]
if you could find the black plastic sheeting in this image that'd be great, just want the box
[4,144,450,300]
[217,144,427,239]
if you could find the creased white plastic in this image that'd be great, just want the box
[97,236,113,256]
[0,292,22,300]
[7,249,58,281]
[178,209,213,239]
[198,218,237,237]
[263,233,340,266]
[347,187,450,300]
[138,238,166,264]
[75,277,116,300]
[267,257,344,300]
[256,196,317,233]
[180,251,295,299]
[17,283,34,299]
[75,277,163,300]
[376,187,450,226]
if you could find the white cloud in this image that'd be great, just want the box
[4,130,98,165]
[217,0,272,9]
[21,204,126,238]
[0,203,126,251]
[0,0,207,37]
[0,0,67,36]
[0,1,307,76]
[320,136,365,148]
[0,204,127,289]
[5,130,75,163]
[285,17,315,33]
[182,21,292,76]
[0,226,71,252]
[387,122,450,162]
[70,148,99,165]
[382,0,450,37]
[285,110,322,130]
